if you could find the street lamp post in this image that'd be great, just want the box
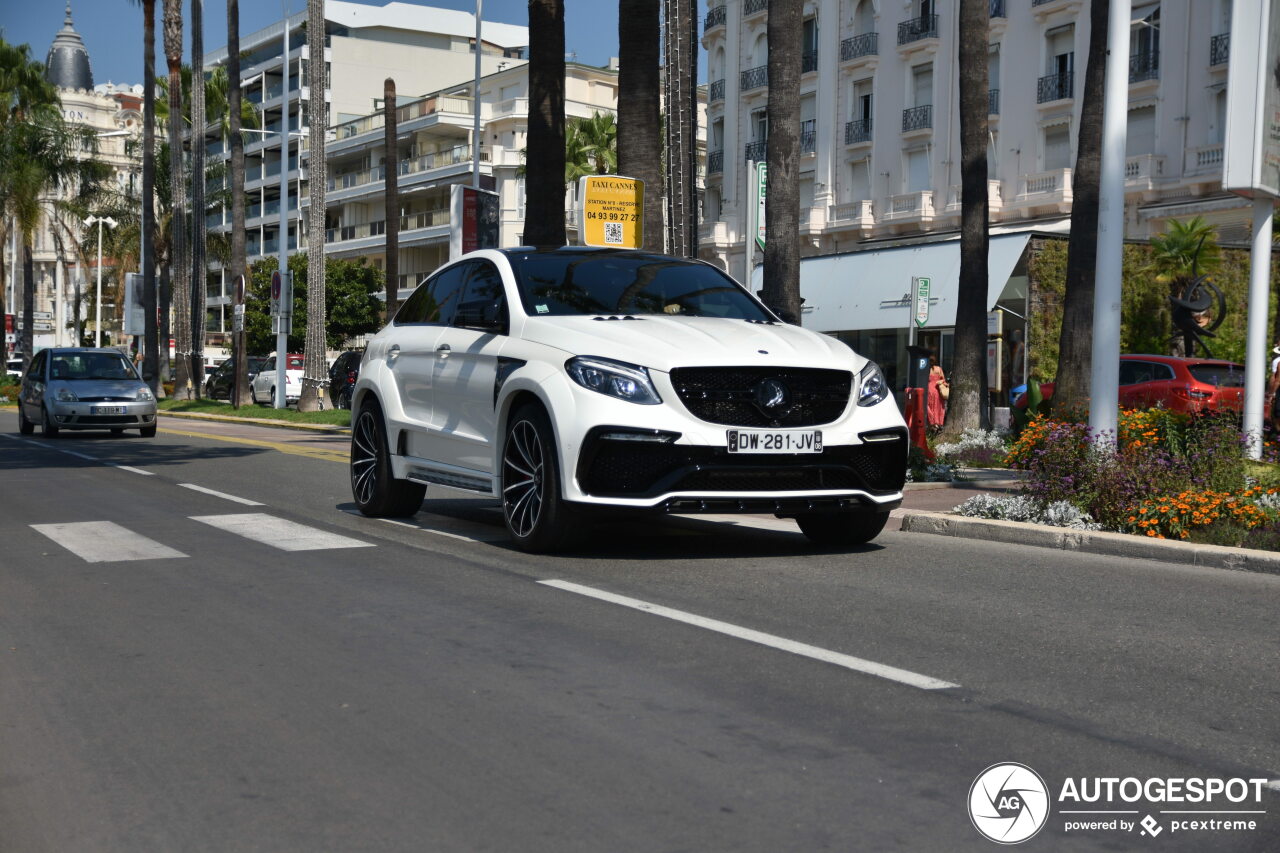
[84,215,118,347]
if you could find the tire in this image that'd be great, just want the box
[796,510,889,547]
[17,404,34,435]
[350,400,424,517]
[338,387,353,410]
[501,403,578,553]
[139,423,157,438]
[41,406,60,438]
[250,385,260,405]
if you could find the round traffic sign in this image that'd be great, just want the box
[271,270,281,301]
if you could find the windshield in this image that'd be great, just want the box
[1188,364,1244,387]
[50,352,138,381]
[510,251,773,321]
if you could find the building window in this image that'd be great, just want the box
[1044,125,1071,171]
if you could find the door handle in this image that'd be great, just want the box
[435,343,451,360]
[388,344,401,360]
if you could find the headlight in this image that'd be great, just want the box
[55,387,78,403]
[135,387,155,402]
[857,361,889,407]
[566,356,662,405]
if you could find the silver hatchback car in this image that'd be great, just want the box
[17,348,157,437]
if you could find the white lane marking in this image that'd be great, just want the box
[59,449,99,461]
[112,465,155,476]
[377,518,483,542]
[190,513,373,551]
[539,579,959,691]
[178,483,264,506]
[31,521,187,563]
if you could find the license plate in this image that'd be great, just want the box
[92,406,126,415]
[726,429,823,454]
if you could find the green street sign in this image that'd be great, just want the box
[755,162,767,251]
[913,276,931,328]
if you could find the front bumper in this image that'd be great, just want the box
[47,400,157,429]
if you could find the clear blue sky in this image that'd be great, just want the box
[0,0,654,88]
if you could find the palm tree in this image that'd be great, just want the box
[125,0,161,393]
[943,0,993,435]
[157,66,261,138]
[617,0,662,252]
[228,0,250,408]
[663,0,697,258]
[163,0,192,399]
[1051,0,1109,414]
[1148,217,1222,355]
[572,112,617,176]
[191,0,207,395]
[297,0,329,411]
[383,77,399,320]
[762,0,800,322]
[523,0,566,246]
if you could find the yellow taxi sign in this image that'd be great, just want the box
[578,175,644,248]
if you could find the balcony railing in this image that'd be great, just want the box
[1129,51,1159,83]
[841,33,878,62]
[1184,144,1223,175]
[744,140,767,161]
[802,51,819,73]
[1125,154,1165,184]
[744,0,767,16]
[898,14,939,45]
[845,117,872,144]
[989,88,1000,115]
[902,104,933,132]
[709,78,725,102]
[704,5,726,31]
[708,150,724,174]
[1210,33,1229,66]
[945,180,1003,212]
[741,65,768,91]
[800,120,816,153]
[989,0,1006,17]
[1016,168,1073,203]
[882,191,936,222]
[828,199,874,227]
[1037,71,1073,103]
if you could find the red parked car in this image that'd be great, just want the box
[1016,355,1245,415]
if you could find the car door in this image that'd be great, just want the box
[252,356,276,399]
[384,263,468,460]
[425,259,512,472]
[20,351,47,421]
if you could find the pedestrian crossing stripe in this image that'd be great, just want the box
[189,513,373,551]
[31,521,188,563]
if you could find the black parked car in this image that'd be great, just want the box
[328,350,363,409]
[204,356,265,400]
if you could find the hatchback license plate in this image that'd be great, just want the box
[726,429,823,454]
[92,406,126,415]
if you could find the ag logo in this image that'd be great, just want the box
[969,763,1050,844]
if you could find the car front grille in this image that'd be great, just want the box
[71,415,139,425]
[669,366,853,427]
[578,428,907,498]
[76,396,136,403]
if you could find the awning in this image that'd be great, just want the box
[753,233,1031,333]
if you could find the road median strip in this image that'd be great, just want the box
[159,410,350,433]
[900,511,1280,575]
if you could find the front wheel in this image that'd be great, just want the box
[350,401,424,517]
[17,404,34,435]
[797,510,888,547]
[41,406,60,437]
[502,404,577,553]
[139,422,157,438]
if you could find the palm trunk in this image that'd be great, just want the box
[944,0,992,435]
[663,0,698,258]
[191,0,207,395]
[618,1,663,252]
[298,0,328,411]
[228,0,250,408]
[384,77,399,319]
[21,241,34,371]
[142,0,159,393]
[1051,0,1109,414]
[763,0,801,322]
[164,0,190,399]
[523,0,566,246]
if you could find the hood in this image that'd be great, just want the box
[54,378,149,399]
[518,315,864,374]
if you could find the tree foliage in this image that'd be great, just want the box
[243,254,383,355]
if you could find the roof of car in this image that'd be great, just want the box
[1122,354,1242,366]
[498,246,702,263]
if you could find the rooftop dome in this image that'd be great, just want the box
[45,2,94,92]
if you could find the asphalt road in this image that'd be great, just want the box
[1,411,1278,852]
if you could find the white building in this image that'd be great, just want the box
[698,0,1243,394]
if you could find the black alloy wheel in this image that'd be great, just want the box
[41,406,59,437]
[502,404,576,552]
[796,510,889,547]
[350,401,424,517]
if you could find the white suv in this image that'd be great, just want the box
[351,247,908,552]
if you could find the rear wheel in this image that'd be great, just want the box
[41,406,59,437]
[17,404,34,435]
[797,511,888,547]
[350,400,424,517]
[502,404,577,553]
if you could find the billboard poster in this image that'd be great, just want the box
[450,185,500,260]
[577,176,644,248]
[1223,0,1280,198]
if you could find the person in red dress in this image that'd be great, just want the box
[926,354,948,432]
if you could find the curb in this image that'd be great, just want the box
[159,410,351,434]
[905,478,1020,492]
[899,511,1280,575]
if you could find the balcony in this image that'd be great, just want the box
[741,65,768,92]
[744,0,767,16]
[944,180,1004,213]
[1124,154,1165,193]
[1183,144,1223,177]
[800,120,816,154]
[902,104,933,133]
[1015,168,1073,209]
[881,191,936,225]
[1129,51,1159,84]
[989,89,1000,115]
[704,5,726,32]
[827,199,874,229]
[1210,33,1229,67]
[708,149,724,174]
[744,140,767,161]
[709,78,725,102]
[1037,72,1073,103]
[898,14,938,46]
[841,33,878,62]
[802,51,818,73]
[845,117,872,145]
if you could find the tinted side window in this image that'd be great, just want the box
[457,261,509,331]
[263,357,276,372]
[28,351,45,378]
[395,264,470,325]
[1153,363,1175,381]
